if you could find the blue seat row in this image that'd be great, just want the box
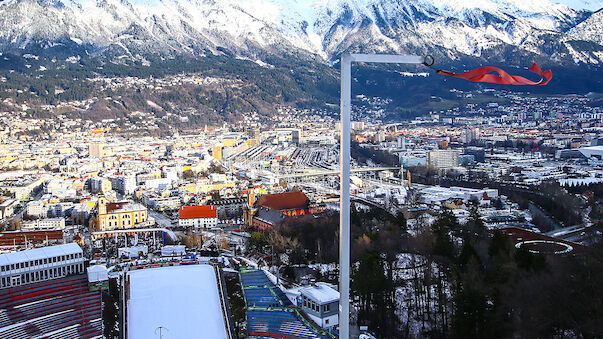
[247,310,320,338]
[241,269,328,339]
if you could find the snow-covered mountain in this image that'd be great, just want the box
[0,0,601,65]
[554,0,602,11]
[569,9,603,44]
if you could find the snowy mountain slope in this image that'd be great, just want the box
[569,9,603,44]
[553,0,602,11]
[0,0,298,58]
[0,0,601,65]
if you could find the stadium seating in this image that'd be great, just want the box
[0,275,102,339]
[240,268,329,339]
[240,270,272,286]
[243,287,283,307]
[247,309,321,339]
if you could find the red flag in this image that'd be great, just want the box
[437,63,552,85]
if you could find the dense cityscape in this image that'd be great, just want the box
[0,85,602,338]
[1,0,603,338]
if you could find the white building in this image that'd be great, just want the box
[21,217,66,230]
[0,243,84,289]
[89,143,106,158]
[110,175,137,195]
[87,264,109,283]
[43,180,77,199]
[578,146,603,161]
[144,178,172,190]
[145,195,181,211]
[428,150,460,170]
[136,173,157,185]
[161,245,186,257]
[420,186,499,205]
[26,200,46,218]
[178,205,218,230]
[0,199,17,219]
[163,166,179,183]
[298,283,340,330]
[118,246,148,259]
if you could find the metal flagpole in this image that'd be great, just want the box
[339,54,425,338]
[339,54,352,339]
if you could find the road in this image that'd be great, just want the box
[149,210,174,228]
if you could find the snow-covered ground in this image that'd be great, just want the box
[126,264,228,339]
[393,253,453,337]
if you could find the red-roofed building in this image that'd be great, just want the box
[249,191,326,231]
[106,202,129,213]
[178,205,218,230]
[256,191,309,214]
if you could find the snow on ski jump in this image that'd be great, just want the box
[124,264,231,339]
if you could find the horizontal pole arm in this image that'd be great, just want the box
[349,54,424,64]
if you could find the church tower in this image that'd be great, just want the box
[98,195,107,215]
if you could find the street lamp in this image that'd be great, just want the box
[339,54,426,338]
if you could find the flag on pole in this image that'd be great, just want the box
[436,63,552,85]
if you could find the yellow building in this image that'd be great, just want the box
[443,199,465,210]
[80,198,98,209]
[223,138,237,147]
[57,147,76,155]
[97,196,148,230]
[212,146,223,161]
[100,179,112,193]
[245,139,255,147]
[182,180,235,194]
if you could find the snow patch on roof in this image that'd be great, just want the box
[0,243,82,266]
[300,282,340,304]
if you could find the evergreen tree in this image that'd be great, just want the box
[464,206,487,239]
[514,246,546,272]
[488,231,509,259]
[458,241,481,272]
[352,250,397,337]
[394,211,407,231]
[431,209,458,258]
[452,279,487,339]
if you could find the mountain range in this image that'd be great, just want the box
[0,0,601,64]
[0,0,601,123]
